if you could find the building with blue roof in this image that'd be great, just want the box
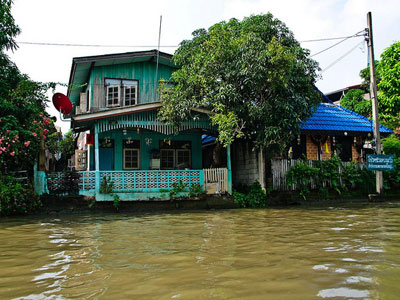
[290,102,392,162]
[300,103,392,136]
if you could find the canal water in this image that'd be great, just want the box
[1,203,400,299]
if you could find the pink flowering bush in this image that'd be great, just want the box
[0,114,54,171]
[0,79,55,172]
[0,0,55,215]
[0,175,41,215]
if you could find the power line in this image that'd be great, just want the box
[300,33,365,43]
[17,31,366,49]
[321,40,365,73]
[17,41,178,48]
[310,30,366,58]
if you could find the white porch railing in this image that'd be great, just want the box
[203,168,228,194]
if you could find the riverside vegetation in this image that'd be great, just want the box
[286,153,400,201]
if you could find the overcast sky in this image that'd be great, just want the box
[7,0,400,133]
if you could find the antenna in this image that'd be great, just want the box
[154,15,162,100]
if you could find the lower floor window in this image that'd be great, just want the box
[160,148,191,169]
[176,149,191,168]
[124,149,140,169]
[160,149,175,169]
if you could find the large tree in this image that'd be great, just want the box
[158,14,320,151]
[378,41,400,129]
[0,0,54,172]
[341,41,400,131]
[340,89,371,119]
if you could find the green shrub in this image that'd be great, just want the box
[188,184,203,197]
[169,180,187,198]
[100,176,114,194]
[286,161,319,200]
[382,135,400,190]
[233,181,266,208]
[0,176,41,215]
[315,156,343,195]
[113,194,120,210]
[341,161,361,188]
[384,157,400,189]
[99,176,119,210]
[383,134,400,157]
[286,156,376,200]
[233,190,248,208]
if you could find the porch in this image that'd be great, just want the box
[39,104,233,200]
[46,168,229,201]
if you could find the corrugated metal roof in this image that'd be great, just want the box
[301,103,392,134]
[201,103,393,145]
[202,134,216,145]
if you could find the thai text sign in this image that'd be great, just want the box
[366,154,394,171]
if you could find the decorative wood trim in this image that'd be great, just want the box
[73,103,163,122]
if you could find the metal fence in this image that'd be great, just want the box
[10,170,29,187]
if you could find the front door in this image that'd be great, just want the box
[336,136,353,162]
[99,139,114,170]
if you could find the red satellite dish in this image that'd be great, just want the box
[52,93,73,115]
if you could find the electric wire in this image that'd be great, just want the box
[310,30,366,58]
[16,31,366,49]
[321,40,365,73]
[300,33,365,43]
[17,41,178,48]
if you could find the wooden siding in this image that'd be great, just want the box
[92,130,203,171]
[95,110,214,135]
[89,62,174,109]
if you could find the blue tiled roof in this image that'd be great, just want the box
[301,103,392,134]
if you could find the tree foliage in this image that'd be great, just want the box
[0,0,20,52]
[340,89,371,118]
[359,60,381,89]
[383,134,400,157]
[378,41,400,120]
[0,0,55,172]
[341,42,400,131]
[158,13,320,151]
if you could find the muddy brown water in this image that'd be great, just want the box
[1,203,400,299]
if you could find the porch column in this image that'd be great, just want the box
[33,161,47,195]
[94,123,100,192]
[258,148,265,190]
[227,144,232,194]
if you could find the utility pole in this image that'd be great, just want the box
[366,11,383,194]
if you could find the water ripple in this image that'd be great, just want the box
[0,203,400,299]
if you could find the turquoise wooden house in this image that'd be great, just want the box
[54,50,231,200]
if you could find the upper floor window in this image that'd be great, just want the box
[124,86,137,106]
[105,78,138,108]
[107,85,120,107]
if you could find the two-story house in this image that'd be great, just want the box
[64,50,230,200]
